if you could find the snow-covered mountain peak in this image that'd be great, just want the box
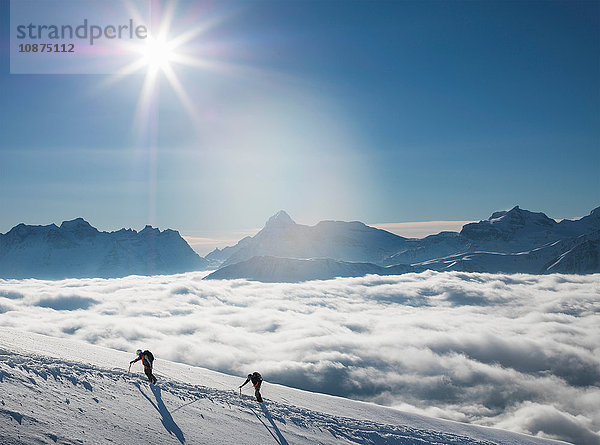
[488,206,555,226]
[489,205,526,219]
[6,222,57,238]
[140,224,160,235]
[490,210,508,220]
[114,228,136,235]
[0,219,207,278]
[264,210,296,230]
[500,206,554,227]
[460,206,558,243]
[59,217,97,234]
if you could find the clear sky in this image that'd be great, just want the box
[1,0,598,253]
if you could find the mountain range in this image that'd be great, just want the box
[205,210,408,267]
[1,206,598,281]
[205,206,600,281]
[0,218,207,279]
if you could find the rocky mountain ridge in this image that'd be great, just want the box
[0,218,207,279]
[206,206,600,281]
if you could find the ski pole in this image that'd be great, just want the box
[128,363,132,373]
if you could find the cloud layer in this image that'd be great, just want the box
[1,271,598,444]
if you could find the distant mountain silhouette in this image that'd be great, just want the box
[3,206,598,281]
[206,210,409,267]
[0,218,207,279]
[205,206,600,282]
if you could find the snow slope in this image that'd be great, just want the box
[0,328,566,445]
[415,230,600,274]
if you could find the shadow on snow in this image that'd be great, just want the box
[136,383,185,444]
[249,403,289,445]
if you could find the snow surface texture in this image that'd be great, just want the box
[1,272,598,444]
[0,328,566,445]
[0,218,207,279]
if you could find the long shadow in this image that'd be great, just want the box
[172,398,200,413]
[250,403,289,445]
[136,383,185,444]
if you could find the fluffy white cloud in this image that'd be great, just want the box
[0,271,598,444]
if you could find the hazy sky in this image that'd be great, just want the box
[1,0,598,244]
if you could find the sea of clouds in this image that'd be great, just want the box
[0,271,598,444]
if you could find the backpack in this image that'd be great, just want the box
[251,372,262,383]
[142,350,154,366]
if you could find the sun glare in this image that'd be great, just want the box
[101,0,243,143]
[141,36,176,72]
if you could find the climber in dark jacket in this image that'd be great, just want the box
[130,349,157,384]
[240,371,263,402]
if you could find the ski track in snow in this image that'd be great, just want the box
[0,347,542,445]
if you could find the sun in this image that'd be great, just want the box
[108,11,204,129]
[104,0,240,132]
[140,35,176,73]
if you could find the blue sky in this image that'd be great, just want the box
[0,0,598,253]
